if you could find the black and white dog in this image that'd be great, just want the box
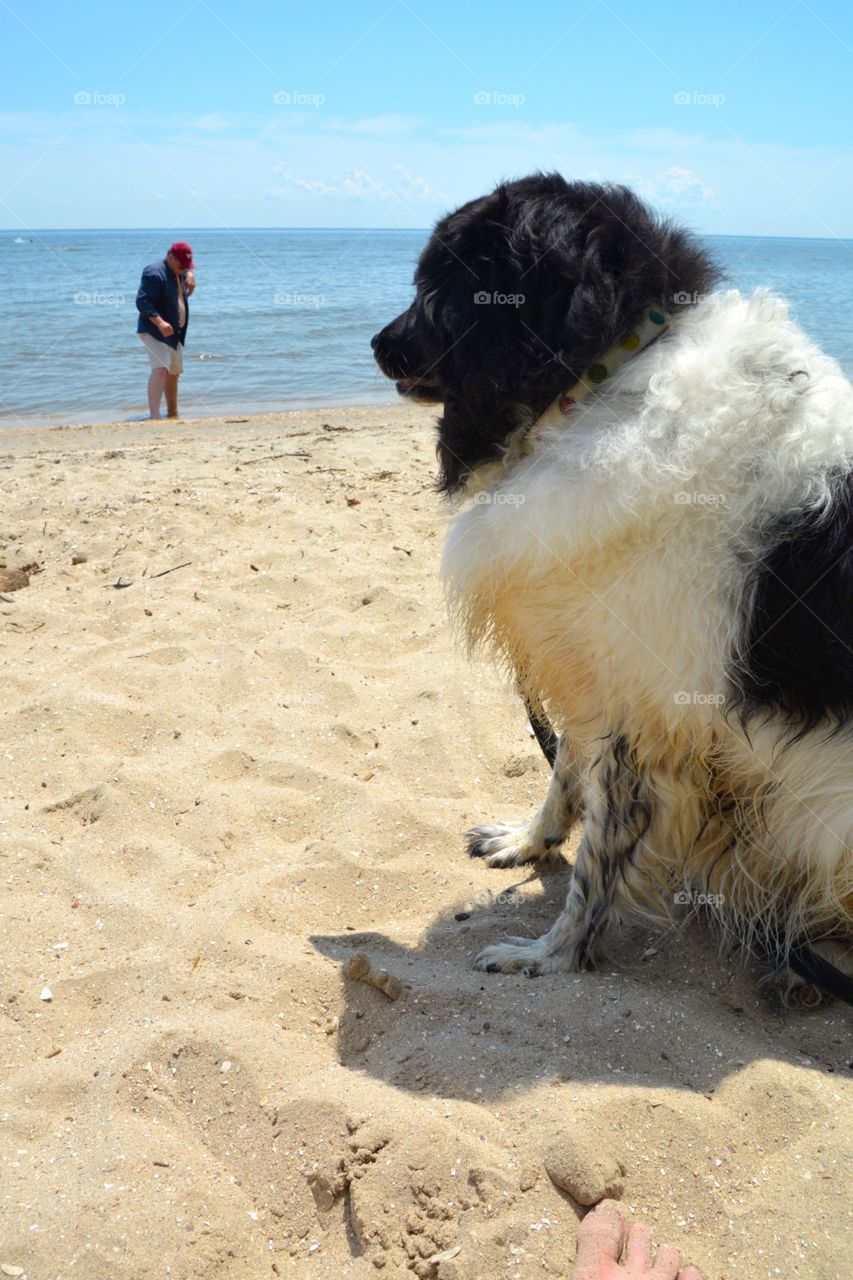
[372,173,853,1000]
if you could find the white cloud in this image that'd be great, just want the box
[392,163,447,202]
[645,165,720,205]
[271,163,446,206]
[341,169,395,199]
[273,168,339,197]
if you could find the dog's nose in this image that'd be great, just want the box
[370,332,380,351]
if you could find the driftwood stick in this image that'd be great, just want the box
[343,952,405,1000]
[150,561,192,579]
[239,451,311,466]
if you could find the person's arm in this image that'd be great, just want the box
[136,267,174,337]
[184,270,196,297]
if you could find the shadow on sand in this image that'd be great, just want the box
[312,860,852,1104]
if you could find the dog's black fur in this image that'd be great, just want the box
[372,172,720,492]
[733,468,853,739]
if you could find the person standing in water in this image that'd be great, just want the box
[135,241,195,419]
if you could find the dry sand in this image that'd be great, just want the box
[0,405,850,1280]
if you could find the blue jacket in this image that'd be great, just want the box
[136,258,189,348]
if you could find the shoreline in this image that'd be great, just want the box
[0,401,437,456]
[0,393,402,435]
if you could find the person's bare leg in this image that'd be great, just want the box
[165,372,179,418]
[573,1204,704,1280]
[147,368,167,418]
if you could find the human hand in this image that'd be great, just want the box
[156,319,174,337]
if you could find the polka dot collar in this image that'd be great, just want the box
[551,306,670,419]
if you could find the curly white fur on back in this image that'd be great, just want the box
[443,290,853,962]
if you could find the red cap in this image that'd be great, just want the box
[169,241,196,270]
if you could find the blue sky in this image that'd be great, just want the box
[2,0,853,235]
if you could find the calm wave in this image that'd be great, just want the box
[1,228,852,427]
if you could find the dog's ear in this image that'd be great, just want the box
[499,183,689,373]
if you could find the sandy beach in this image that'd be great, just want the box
[0,404,850,1280]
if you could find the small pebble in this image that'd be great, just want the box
[220,1060,231,1073]
[40,986,53,1002]
[2,1266,25,1277]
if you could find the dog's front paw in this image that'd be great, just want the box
[761,968,833,1011]
[466,821,564,869]
[474,935,579,976]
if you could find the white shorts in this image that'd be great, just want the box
[139,333,184,374]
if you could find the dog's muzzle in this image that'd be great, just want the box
[371,322,443,403]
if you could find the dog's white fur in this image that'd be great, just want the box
[444,290,853,977]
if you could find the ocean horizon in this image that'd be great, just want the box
[3,228,853,429]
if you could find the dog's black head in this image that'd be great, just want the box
[372,173,720,493]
